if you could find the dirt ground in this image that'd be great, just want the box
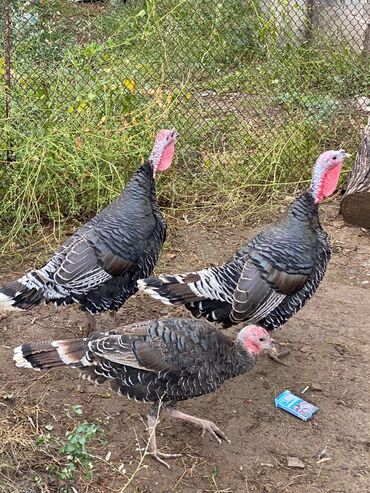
[1,202,369,493]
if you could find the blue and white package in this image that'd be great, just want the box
[275,390,319,421]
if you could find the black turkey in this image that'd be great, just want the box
[138,150,350,358]
[13,318,272,467]
[0,129,178,331]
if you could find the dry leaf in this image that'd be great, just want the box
[123,79,137,93]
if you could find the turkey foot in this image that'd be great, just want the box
[165,407,230,444]
[266,346,290,365]
[146,412,181,468]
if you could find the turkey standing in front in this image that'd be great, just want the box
[138,150,350,361]
[0,129,178,332]
[13,318,272,467]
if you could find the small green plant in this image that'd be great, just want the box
[32,404,102,488]
[35,433,52,447]
[68,404,83,417]
[59,422,101,481]
[278,92,340,122]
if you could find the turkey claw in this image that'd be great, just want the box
[200,420,230,444]
[148,450,181,469]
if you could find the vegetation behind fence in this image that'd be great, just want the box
[0,0,369,252]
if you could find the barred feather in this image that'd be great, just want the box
[0,159,167,315]
[13,318,263,404]
[140,191,331,331]
[13,338,90,371]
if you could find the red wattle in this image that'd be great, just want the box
[317,164,342,203]
[157,142,175,172]
[244,339,261,355]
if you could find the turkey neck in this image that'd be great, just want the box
[121,160,158,204]
[100,161,160,216]
[228,344,258,378]
[286,191,320,226]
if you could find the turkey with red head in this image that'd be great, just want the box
[14,318,272,467]
[138,150,349,356]
[0,129,178,331]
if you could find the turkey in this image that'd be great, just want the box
[138,150,350,360]
[0,129,178,331]
[14,318,272,467]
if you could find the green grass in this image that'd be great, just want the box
[0,0,368,252]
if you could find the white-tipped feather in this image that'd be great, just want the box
[173,275,184,283]
[0,292,22,311]
[80,355,92,367]
[187,283,204,298]
[138,285,174,305]
[13,346,37,369]
[137,279,150,291]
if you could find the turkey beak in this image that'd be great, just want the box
[339,149,351,159]
[171,129,179,142]
[267,339,274,350]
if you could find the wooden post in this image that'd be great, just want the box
[340,118,370,228]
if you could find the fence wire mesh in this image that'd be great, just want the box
[0,0,369,247]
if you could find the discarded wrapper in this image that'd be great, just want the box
[275,390,319,421]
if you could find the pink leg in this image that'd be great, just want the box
[165,407,230,444]
[146,409,181,468]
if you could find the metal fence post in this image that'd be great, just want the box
[304,0,315,44]
[364,0,370,55]
[2,0,12,164]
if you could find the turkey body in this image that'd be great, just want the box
[1,162,166,315]
[86,318,255,403]
[139,191,331,331]
[15,318,256,403]
[14,318,266,466]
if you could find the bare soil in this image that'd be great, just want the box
[1,202,369,493]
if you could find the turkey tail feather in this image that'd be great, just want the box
[137,274,203,305]
[138,273,235,325]
[0,278,45,311]
[187,299,233,326]
[13,338,89,371]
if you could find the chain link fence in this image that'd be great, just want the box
[0,0,369,247]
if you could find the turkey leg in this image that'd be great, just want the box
[146,405,181,468]
[165,406,230,444]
